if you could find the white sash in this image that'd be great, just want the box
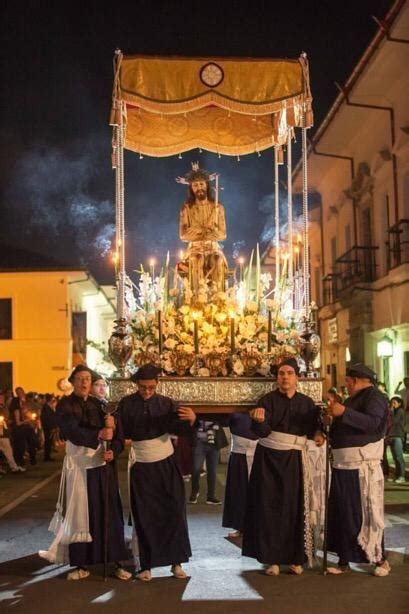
[129,434,174,465]
[258,431,314,567]
[332,440,384,563]
[128,435,174,570]
[39,441,105,564]
[231,435,257,476]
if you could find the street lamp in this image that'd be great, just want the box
[377,334,393,358]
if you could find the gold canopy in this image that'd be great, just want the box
[111,53,313,157]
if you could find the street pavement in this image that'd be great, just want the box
[0,452,408,614]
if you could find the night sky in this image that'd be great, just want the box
[0,0,395,284]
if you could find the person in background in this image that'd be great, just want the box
[91,373,109,402]
[395,377,409,451]
[189,418,228,506]
[384,396,406,483]
[0,392,26,473]
[41,394,58,462]
[222,412,258,538]
[9,387,38,466]
[377,382,389,399]
[340,386,349,402]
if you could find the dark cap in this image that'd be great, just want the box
[346,363,377,385]
[130,363,161,383]
[277,357,300,376]
[68,364,93,383]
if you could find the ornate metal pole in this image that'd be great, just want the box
[108,51,133,377]
[287,131,293,287]
[274,145,280,290]
[302,113,310,318]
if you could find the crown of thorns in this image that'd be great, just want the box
[176,162,216,185]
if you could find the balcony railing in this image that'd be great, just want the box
[323,245,378,304]
[386,219,409,270]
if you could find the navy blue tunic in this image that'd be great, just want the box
[56,393,128,566]
[327,386,388,563]
[223,413,258,531]
[118,392,193,570]
[242,390,319,565]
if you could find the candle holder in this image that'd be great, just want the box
[108,318,134,378]
[299,317,321,375]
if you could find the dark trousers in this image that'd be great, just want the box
[191,440,220,498]
[43,428,54,460]
[384,438,406,479]
[11,425,37,466]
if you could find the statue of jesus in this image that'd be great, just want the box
[178,164,227,295]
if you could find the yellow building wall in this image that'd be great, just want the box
[0,271,72,393]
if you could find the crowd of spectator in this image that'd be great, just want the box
[0,387,61,476]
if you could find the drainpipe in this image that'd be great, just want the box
[335,82,399,224]
[311,144,358,248]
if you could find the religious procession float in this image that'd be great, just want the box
[107,52,322,410]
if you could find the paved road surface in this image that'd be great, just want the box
[0,454,408,613]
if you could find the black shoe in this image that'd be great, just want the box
[188,493,198,504]
[206,497,222,505]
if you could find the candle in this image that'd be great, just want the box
[238,257,245,282]
[230,312,235,354]
[267,310,272,352]
[157,310,163,355]
[194,319,199,355]
[149,258,156,279]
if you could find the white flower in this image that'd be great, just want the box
[169,288,179,297]
[198,367,210,377]
[163,360,173,373]
[257,362,271,376]
[179,305,190,315]
[246,301,258,313]
[275,331,286,343]
[164,338,178,350]
[182,344,194,353]
[233,360,245,375]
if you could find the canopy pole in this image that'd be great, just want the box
[287,132,293,288]
[117,104,126,320]
[274,146,280,290]
[301,113,310,318]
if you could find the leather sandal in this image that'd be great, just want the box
[265,564,280,576]
[67,568,90,580]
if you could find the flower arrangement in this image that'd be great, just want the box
[128,249,305,377]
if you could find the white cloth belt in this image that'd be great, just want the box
[258,431,314,567]
[39,441,105,564]
[332,440,384,563]
[129,434,174,465]
[128,434,174,570]
[231,435,258,476]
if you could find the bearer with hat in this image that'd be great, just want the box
[325,363,390,576]
[40,365,131,581]
[242,358,324,576]
[117,364,197,581]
